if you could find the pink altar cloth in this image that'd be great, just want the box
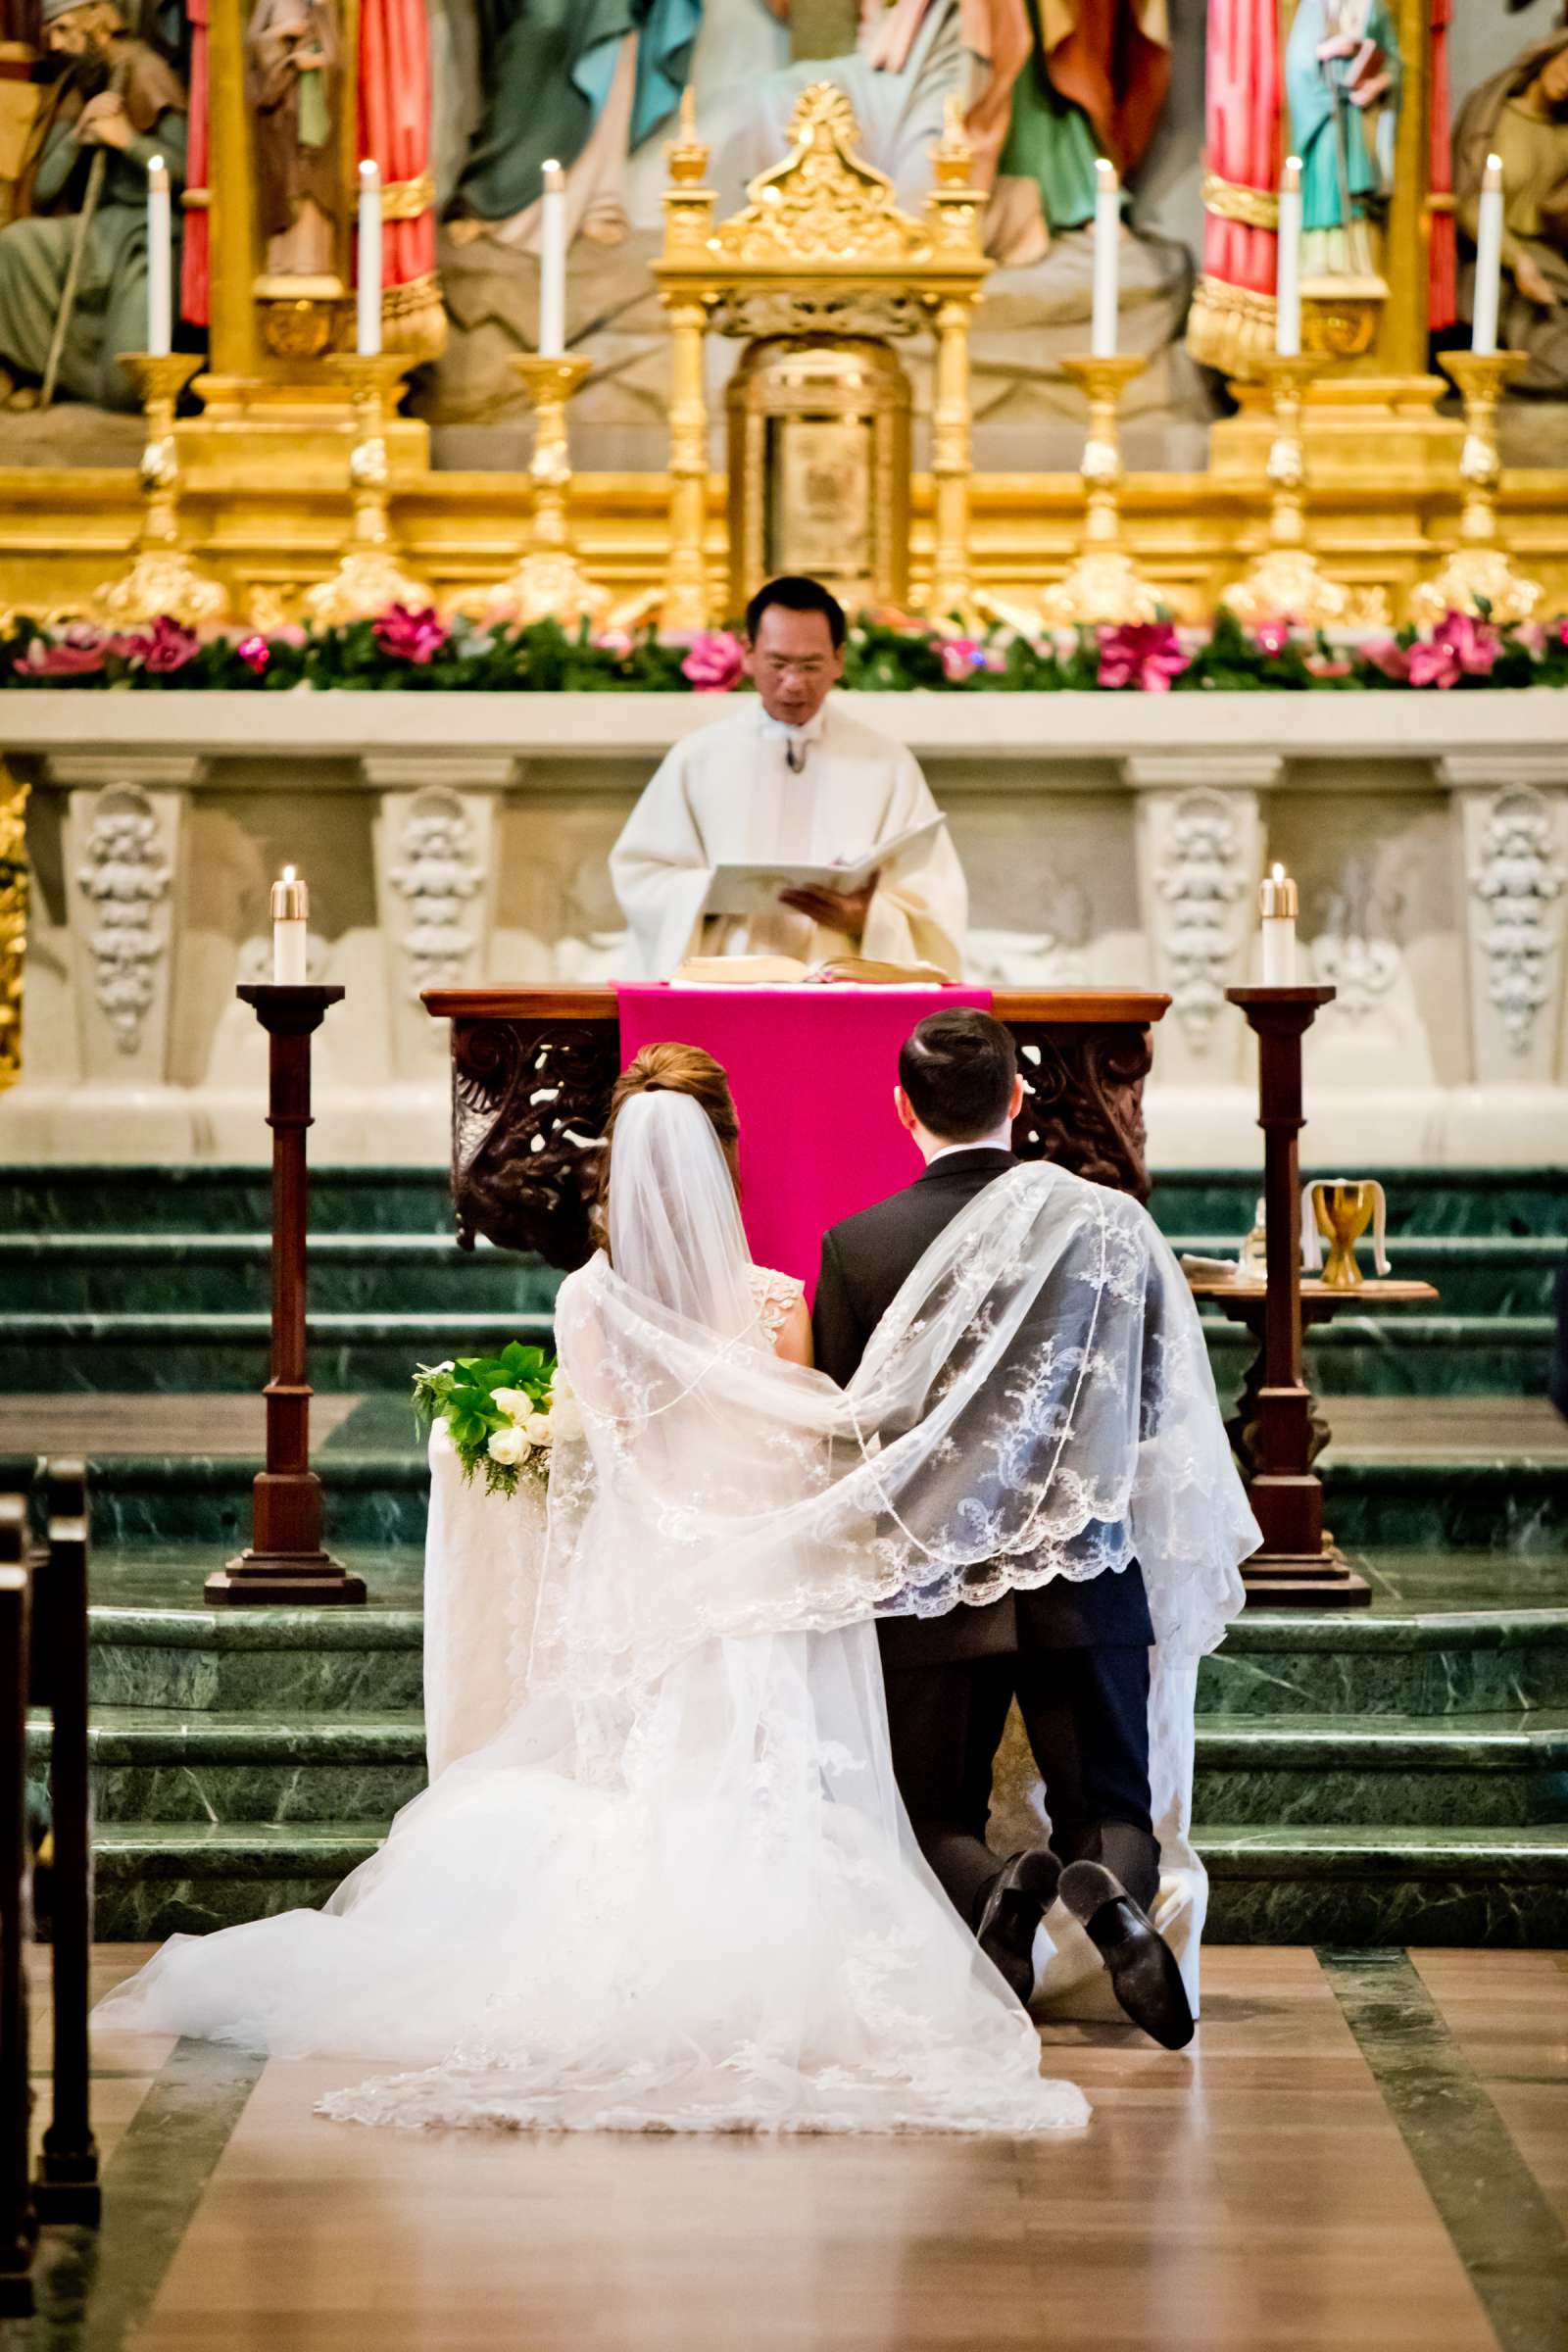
[616,985,993,1299]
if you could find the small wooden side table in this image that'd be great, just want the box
[1187,1271,1440,1607]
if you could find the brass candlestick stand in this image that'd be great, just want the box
[1409,351,1543,628]
[95,355,229,627]
[1041,355,1161,626]
[304,354,432,627]
[484,355,609,626]
[1221,354,1360,627]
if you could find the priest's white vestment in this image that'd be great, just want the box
[610,698,968,978]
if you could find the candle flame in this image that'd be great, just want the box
[1095,157,1118,189]
[1282,155,1301,193]
[282,864,296,883]
[148,152,167,184]
[359,158,379,186]
[1270,861,1286,884]
[1484,152,1503,189]
[542,158,564,192]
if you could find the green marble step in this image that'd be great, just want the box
[1200,1824,1568,1946]
[27,1707,427,1824]
[4,1163,1560,1240]
[0,1234,563,1317]
[24,1442,1563,1553]
[3,1229,1559,1320]
[82,1817,1568,1945]
[29,1702,1567,1831]
[0,1310,1549,1396]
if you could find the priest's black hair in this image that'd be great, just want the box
[745,575,848,649]
[899,1009,1018,1145]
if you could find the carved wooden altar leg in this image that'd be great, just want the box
[928,297,974,624]
[1006,1021,1153,1201]
[663,299,711,633]
[451,1017,621,1265]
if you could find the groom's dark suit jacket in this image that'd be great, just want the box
[812,1146,1154,1670]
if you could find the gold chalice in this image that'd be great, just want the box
[1311,1181,1377,1290]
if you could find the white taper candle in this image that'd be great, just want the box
[270,866,309,985]
[357,159,382,357]
[1091,158,1119,359]
[1471,153,1504,358]
[146,154,172,357]
[1259,861,1298,986]
[1276,156,1302,359]
[539,158,566,359]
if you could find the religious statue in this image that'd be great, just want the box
[1283,0,1401,283]
[0,0,186,409]
[1453,7,1568,395]
[246,0,341,277]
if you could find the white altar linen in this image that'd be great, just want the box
[609,698,968,977]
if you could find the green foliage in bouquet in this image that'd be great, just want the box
[412,1339,561,1497]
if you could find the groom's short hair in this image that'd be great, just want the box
[899,1009,1017,1143]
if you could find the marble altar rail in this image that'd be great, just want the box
[4,691,1565,1166]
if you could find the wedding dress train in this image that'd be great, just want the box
[99,1090,1255,2134]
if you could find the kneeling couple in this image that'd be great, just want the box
[100,1011,1258,2137]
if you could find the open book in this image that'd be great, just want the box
[700,812,947,920]
[668,955,955,988]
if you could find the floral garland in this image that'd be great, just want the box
[3,605,1566,695]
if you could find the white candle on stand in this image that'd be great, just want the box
[1471,153,1504,358]
[1259,861,1298,986]
[270,866,309,985]
[146,154,172,357]
[1091,158,1119,358]
[539,158,566,358]
[1276,156,1302,359]
[357,159,382,357]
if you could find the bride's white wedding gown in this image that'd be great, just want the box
[99,1092,1256,2135]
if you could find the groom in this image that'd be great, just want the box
[812,1007,1192,2048]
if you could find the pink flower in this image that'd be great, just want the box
[938,636,988,683]
[1097,620,1190,693]
[1512,621,1546,659]
[1252,619,1292,658]
[1362,638,1410,682]
[593,627,635,661]
[679,630,745,692]
[236,634,270,675]
[1406,610,1499,690]
[372,605,450,664]
[21,620,110,676]
[1304,653,1353,680]
[129,616,201,674]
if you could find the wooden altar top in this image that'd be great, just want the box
[422,986,1172,1024]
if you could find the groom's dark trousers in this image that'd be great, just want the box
[813,1148,1160,1924]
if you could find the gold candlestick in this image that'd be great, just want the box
[1041,355,1161,627]
[1409,351,1542,629]
[304,354,432,627]
[94,355,229,628]
[484,355,609,627]
[1221,354,1362,628]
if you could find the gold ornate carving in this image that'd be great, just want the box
[654,83,988,627]
[372,173,435,222]
[0,761,27,1093]
[1200,172,1280,231]
[259,294,338,362]
[1186,275,1277,381]
[1409,351,1544,629]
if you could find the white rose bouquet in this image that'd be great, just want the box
[411,1341,569,1497]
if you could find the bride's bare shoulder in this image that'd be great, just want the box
[751,1266,811,1365]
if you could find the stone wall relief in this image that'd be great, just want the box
[1130,768,1268,1076]
[1464,784,1567,1079]
[61,768,191,1082]
[1302,848,1436,1089]
[368,764,506,1077]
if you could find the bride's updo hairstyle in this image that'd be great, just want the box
[596,1044,741,1251]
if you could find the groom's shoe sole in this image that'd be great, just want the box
[975,1848,1061,2006]
[1058,1859,1196,2051]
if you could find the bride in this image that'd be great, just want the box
[99,1046,1255,2134]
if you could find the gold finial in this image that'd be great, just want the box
[932,89,974,186]
[665,82,710,186]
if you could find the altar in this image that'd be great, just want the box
[421,981,1169,1278]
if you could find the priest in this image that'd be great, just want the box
[610,577,968,979]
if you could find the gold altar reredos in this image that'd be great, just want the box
[1,39,1567,626]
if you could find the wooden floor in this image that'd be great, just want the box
[11,1946,1566,2352]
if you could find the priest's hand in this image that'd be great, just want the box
[779,873,879,937]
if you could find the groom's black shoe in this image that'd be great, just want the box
[1058,1859,1195,2050]
[973,1847,1061,2005]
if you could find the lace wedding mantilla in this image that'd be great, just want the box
[97,1094,1256,2137]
